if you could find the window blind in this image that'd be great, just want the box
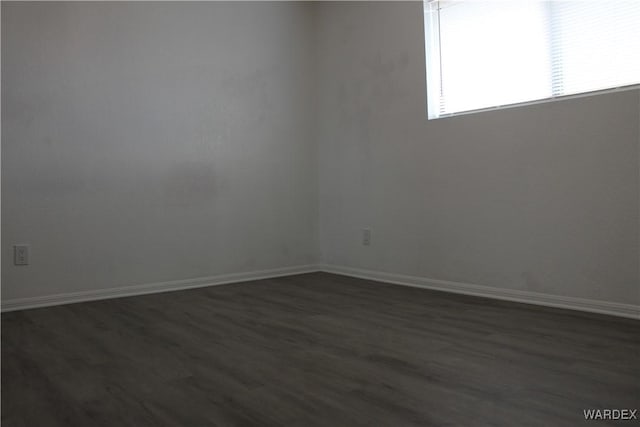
[424,1,640,119]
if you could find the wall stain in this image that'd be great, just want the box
[162,161,217,207]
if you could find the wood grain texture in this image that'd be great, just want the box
[2,272,639,426]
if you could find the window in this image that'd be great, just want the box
[424,1,640,119]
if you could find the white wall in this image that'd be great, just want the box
[2,2,317,300]
[315,2,640,304]
[3,1,638,309]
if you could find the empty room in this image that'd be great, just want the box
[1,1,639,426]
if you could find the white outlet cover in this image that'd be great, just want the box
[362,229,371,246]
[14,245,30,265]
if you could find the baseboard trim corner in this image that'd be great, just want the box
[1,264,320,312]
[319,264,640,320]
[4,263,638,320]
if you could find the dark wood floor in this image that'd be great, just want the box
[2,273,639,426]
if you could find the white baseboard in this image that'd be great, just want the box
[1,264,319,312]
[319,264,640,320]
[4,263,638,320]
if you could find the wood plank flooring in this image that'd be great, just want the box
[2,272,639,426]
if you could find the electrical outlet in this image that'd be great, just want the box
[362,229,371,246]
[14,245,30,265]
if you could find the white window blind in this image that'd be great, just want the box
[424,0,640,119]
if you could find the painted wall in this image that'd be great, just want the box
[2,2,317,300]
[4,1,638,307]
[315,2,640,304]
